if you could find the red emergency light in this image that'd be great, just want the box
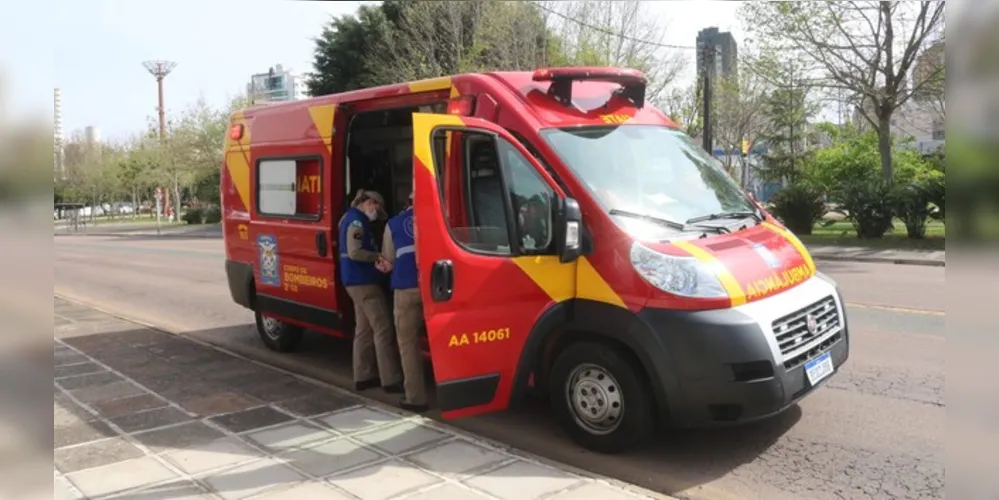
[229,124,244,140]
[447,95,476,116]
[532,67,648,108]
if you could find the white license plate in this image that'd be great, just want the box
[804,351,834,386]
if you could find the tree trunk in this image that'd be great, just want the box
[877,115,893,184]
[173,177,182,223]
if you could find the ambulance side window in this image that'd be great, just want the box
[431,129,512,255]
[256,157,323,219]
[498,140,555,254]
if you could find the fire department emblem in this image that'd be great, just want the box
[806,314,818,335]
[404,214,415,239]
[257,234,280,287]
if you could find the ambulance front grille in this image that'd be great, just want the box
[771,295,840,363]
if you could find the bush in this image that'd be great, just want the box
[769,183,826,235]
[836,180,894,239]
[182,207,204,225]
[204,205,222,224]
[890,181,934,239]
[925,177,945,223]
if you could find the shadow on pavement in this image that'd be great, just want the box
[56,316,801,498]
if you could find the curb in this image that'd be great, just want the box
[811,254,945,267]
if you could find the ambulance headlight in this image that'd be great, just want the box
[629,242,728,299]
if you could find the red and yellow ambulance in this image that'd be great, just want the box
[221,67,849,453]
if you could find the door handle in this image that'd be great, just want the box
[315,230,328,257]
[430,259,454,302]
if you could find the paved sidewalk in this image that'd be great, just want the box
[807,244,945,267]
[54,298,669,500]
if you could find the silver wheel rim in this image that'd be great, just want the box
[261,316,282,340]
[565,363,624,435]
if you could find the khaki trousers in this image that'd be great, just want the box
[394,288,427,406]
[346,285,401,386]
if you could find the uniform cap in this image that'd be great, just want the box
[357,190,387,219]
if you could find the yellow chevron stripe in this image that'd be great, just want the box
[412,113,464,178]
[673,240,747,306]
[307,104,336,155]
[763,222,816,274]
[224,112,251,210]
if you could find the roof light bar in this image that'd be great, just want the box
[532,67,648,108]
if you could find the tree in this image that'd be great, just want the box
[306,5,395,96]
[368,1,559,83]
[711,64,770,181]
[741,1,945,183]
[659,83,702,137]
[540,0,685,101]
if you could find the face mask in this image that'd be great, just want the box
[365,208,378,221]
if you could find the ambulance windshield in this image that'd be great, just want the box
[541,125,756,231]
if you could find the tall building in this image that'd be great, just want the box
[54,87,65,179]
[696,27,739,83]
[913,40,945,103]
[84,125,101,144]
[247,64,306,104]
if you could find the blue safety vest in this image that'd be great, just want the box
[387,207,418,290]
[338,207,380,287]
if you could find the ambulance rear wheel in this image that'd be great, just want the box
[549,341,654,454]
[254,310,304,352]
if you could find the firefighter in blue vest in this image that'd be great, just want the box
[338,189,403,394]
[377,192,428,412]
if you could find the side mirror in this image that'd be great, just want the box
[558,197,582,263]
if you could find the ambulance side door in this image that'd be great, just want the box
[252,155,338,321]
[412,113,571,419]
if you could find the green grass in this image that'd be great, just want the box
[797,219,946,251]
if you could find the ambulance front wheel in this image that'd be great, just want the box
[549,341,655,454]
[254,310,304,352]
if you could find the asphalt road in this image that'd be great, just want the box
[54,234,945,500]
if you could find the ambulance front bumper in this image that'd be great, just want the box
[638,275,850,428]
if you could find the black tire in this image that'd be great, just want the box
[254,310,304,352]
[549,341,655,454]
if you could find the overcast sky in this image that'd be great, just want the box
[2,0,742,141]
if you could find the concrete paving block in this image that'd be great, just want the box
[201,458,306,500]
[278,438,382,477]
[316,406,401,435]
[245,421,337,452]
[400,483,493,500]
[108,480,215,499]
[54,419,118,448]
[162,437,263,475]
[548,482,650,500]
[65,456,178,499]
[463,460,584,500]
[328,459,441,500]
[209,406,294,433]
[405,439,507,477]
[55,362,106,379]
[252,481,355,499]
[353,420,449,456]
[133,421,227,454]
[110,407,193,434]
[53,475,82,500]
[55,437,145,473]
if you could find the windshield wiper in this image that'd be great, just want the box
[609,209,687,231]
[686,210,762,225]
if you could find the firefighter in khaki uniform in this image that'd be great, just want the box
[338,189,403,394]
[377,193,428,413]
